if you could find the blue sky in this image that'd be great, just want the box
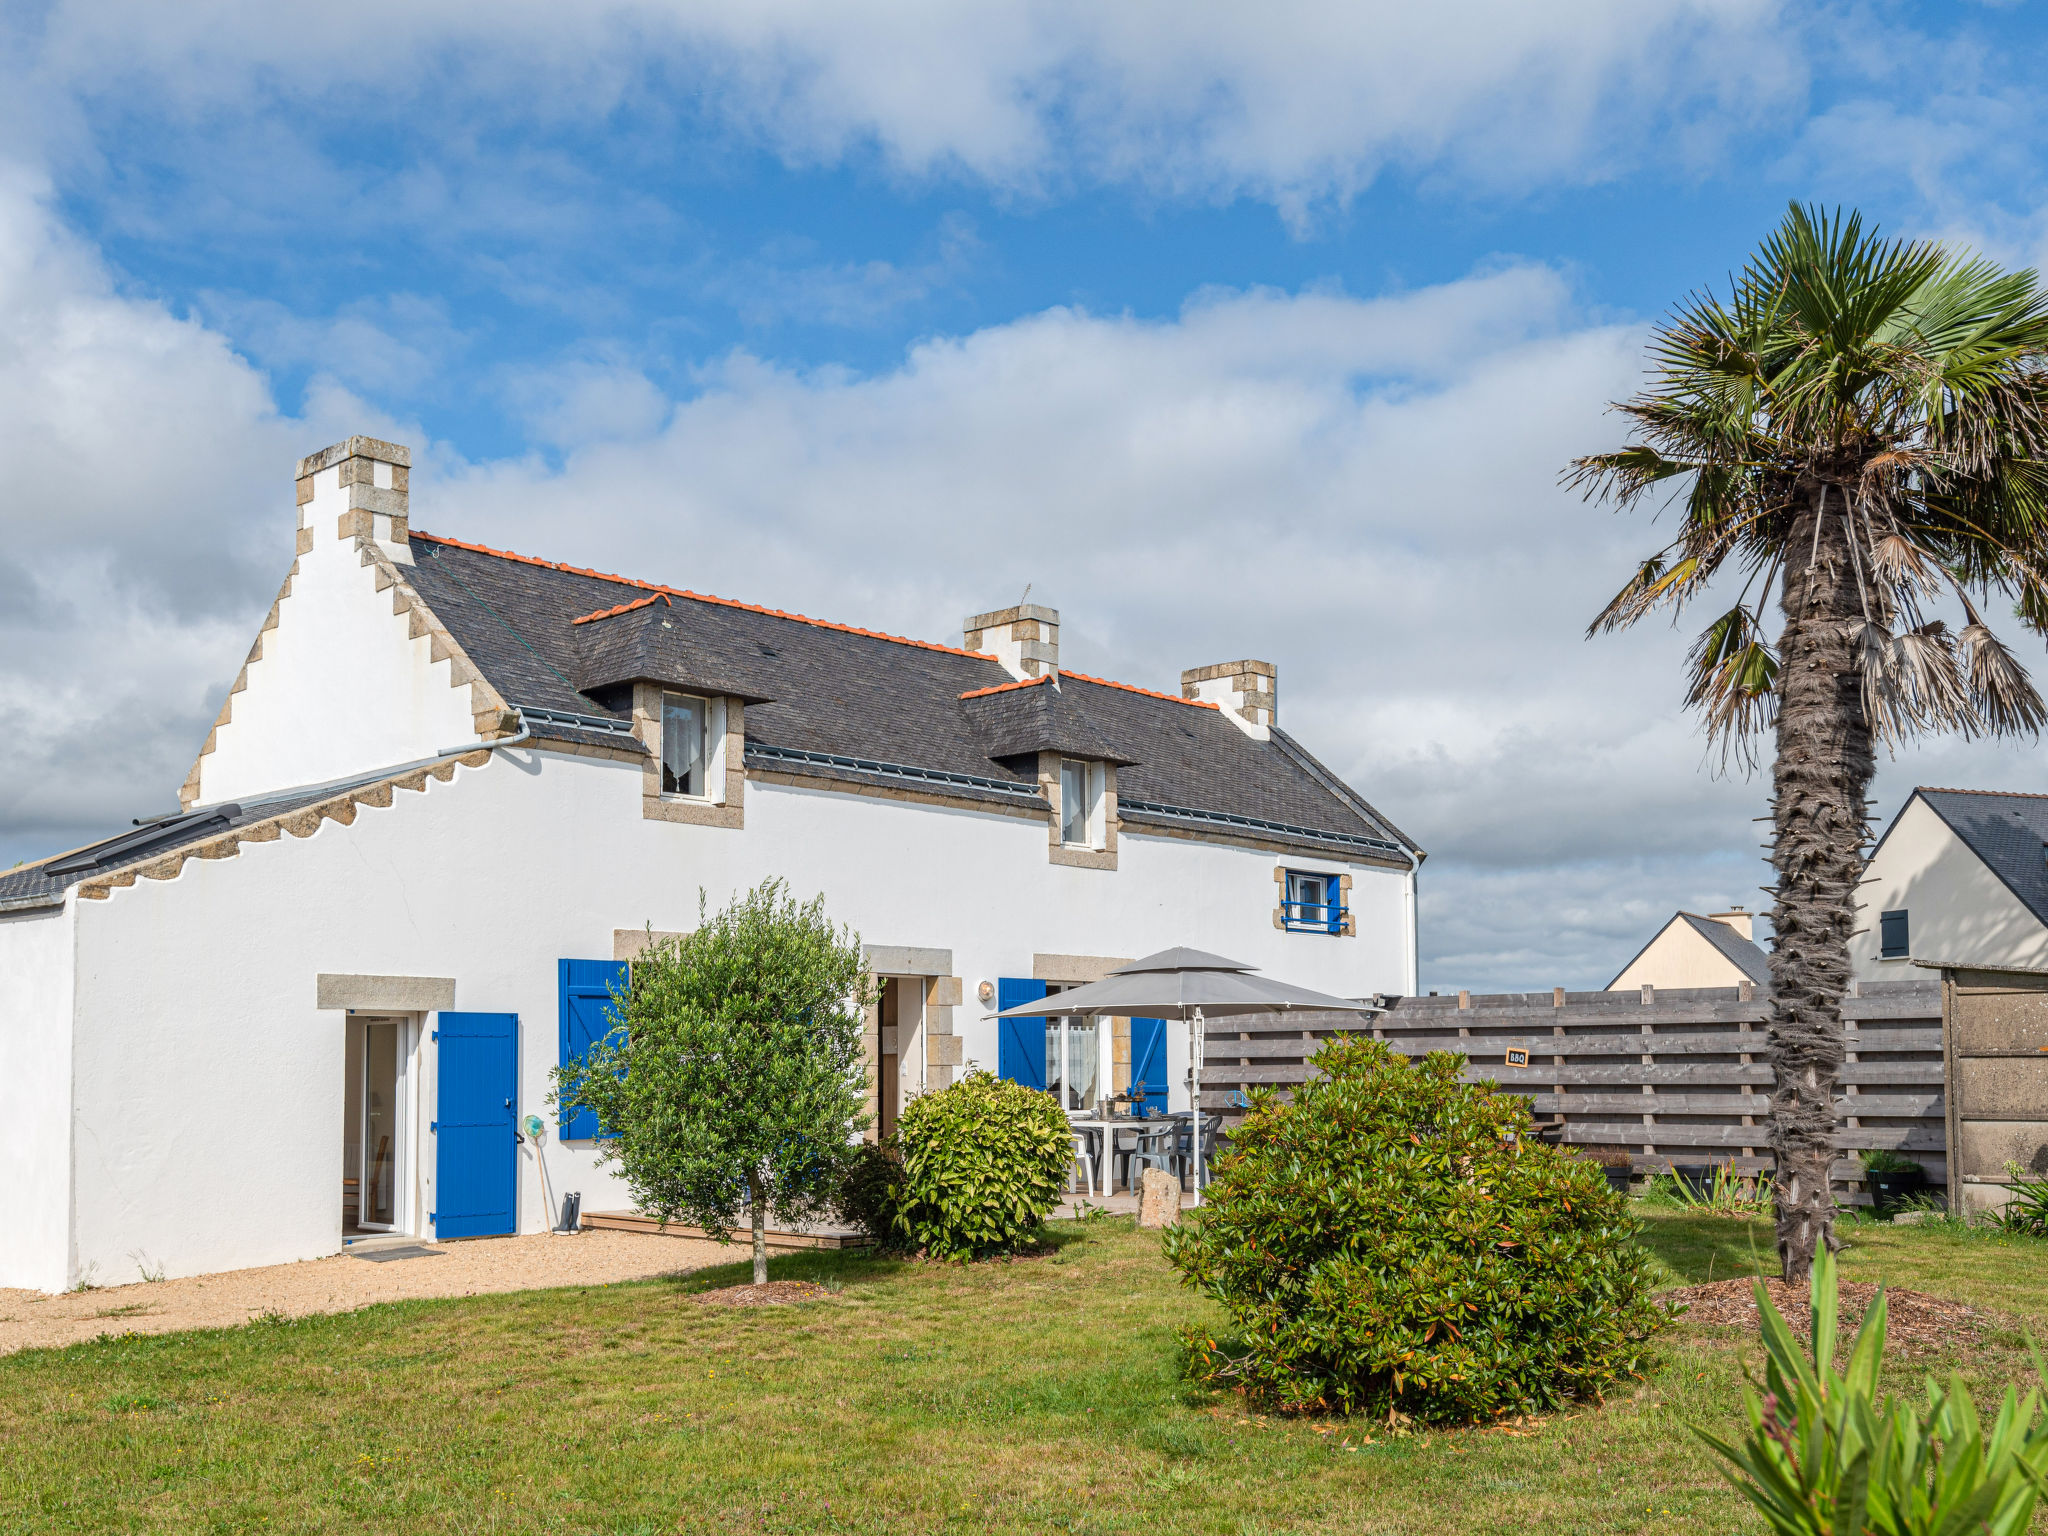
[6,1,2048,987]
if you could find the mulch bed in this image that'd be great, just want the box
[1667,1278,1988,1354]
[689,1280,830,1308]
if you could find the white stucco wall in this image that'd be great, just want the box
[57,744,1412,1288]
[193,471,480,807]
[0,904,76,1291]
[1853,796,2048,981]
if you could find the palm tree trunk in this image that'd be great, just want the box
[747,1170,768,1286]
[1768,481,1874,1282]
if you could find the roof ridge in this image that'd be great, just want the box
[958,675,1053,700]
[419,531,1220,706]
[1062,669,1218,710]
[1919,786,2048,800]
[416,531,1001,664]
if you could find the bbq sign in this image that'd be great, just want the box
[1504,1047,1530,1068]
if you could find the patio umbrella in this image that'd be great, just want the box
[992,948,1379,1203]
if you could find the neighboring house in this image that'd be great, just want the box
[1608,908,1770,991]
[1853,788,2048,980]
[0,436,1422,1291]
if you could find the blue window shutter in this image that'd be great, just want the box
[1880,910,1910,959]
[1129,1017,1168,1114]
[558,958,629,1139]
[996,977,1049,1090]
[1328,877,1344,935]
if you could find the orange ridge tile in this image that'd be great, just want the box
[1063,670,1219,709]
[572,593,670,624]
[958,675,1054,700]
[415,529,1215,707]
[413,530,998,662]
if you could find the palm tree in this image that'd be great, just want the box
[1570,204,2048,1280]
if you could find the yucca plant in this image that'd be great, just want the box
[1700,1248,2048,1534]
[1572,204,2048,1280]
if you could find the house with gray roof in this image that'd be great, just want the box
[1854,788,2048,980]
[1608,908,1771,992]
[0,435,1421,1290]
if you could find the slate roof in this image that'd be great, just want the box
[1676,912,1773,986]
[0,530,1420,909]
[1910,789,2048,929]
[404,532,1419,861]
[0,779,390,911]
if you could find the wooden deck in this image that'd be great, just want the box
[581,1211,872,1250]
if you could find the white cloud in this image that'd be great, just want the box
[14,0,1799,208]
[12,172,2048,986]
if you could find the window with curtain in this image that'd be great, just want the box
[662,692,709,798]
[1060,758,1094,846]
[1042,985,1101,1110]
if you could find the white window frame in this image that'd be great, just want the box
[660,692,726,802]
[1060,758,1102,848]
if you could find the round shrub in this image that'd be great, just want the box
[892,1070,1073,1260]
[1163,1037,1668,1422]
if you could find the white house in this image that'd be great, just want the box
[0,436,1422,1292]
[1608,908,1770,992]
[1854,787,2048,980]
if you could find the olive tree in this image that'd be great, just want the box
[554,879,871,1285]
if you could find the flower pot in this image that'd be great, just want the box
[1868,1168,1927,1215]
[1603,1166,1634,1193]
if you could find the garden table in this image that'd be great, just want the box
[1067,1112,1188,1197]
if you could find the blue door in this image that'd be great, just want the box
[1130,1017,1168,1115]
[558,959,628,1140]
[996,977,1049,1089]
[434,1011,518,1239]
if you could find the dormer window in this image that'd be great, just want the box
[662,692,709,798]
[1060,758,1102,847]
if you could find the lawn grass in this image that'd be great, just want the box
[3,1207,2046,1534]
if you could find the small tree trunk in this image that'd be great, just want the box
[1769,481,1873,1283]
[747,1170,768,1286]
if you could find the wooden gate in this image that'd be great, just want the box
[1942,967,2048,1218]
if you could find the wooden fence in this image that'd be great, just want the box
[1196,978,1946,1200]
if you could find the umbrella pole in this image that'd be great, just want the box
[1189,1006,1204,1207]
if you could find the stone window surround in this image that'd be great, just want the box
[633,682,743,829]
[1042,750,1117,870]
[1273,863,1357,937]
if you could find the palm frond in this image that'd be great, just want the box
[1959,609,2048,737]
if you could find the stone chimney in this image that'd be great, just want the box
[295,436,412,564]
[1182,660,1277,739]
[964,604,1059,680]
[1710,907,1754,941]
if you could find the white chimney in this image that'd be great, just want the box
[1181,660,1276,740]
[295,436,412,564]
[1710,907,1754,941]
[964,604,1059,680]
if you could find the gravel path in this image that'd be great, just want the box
[0,1230,734,1357]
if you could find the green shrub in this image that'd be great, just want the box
[1163,1037,1668,1422]
[1860,1148,1924,1175]
[892,1071,1073,1260]
[1701,1248,2048,1535]
[833,1138,906,1247]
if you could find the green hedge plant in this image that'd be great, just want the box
[892,1071,1073,1260]
[1163,1036,1668,1422]
[1701,1247,2048,1535]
